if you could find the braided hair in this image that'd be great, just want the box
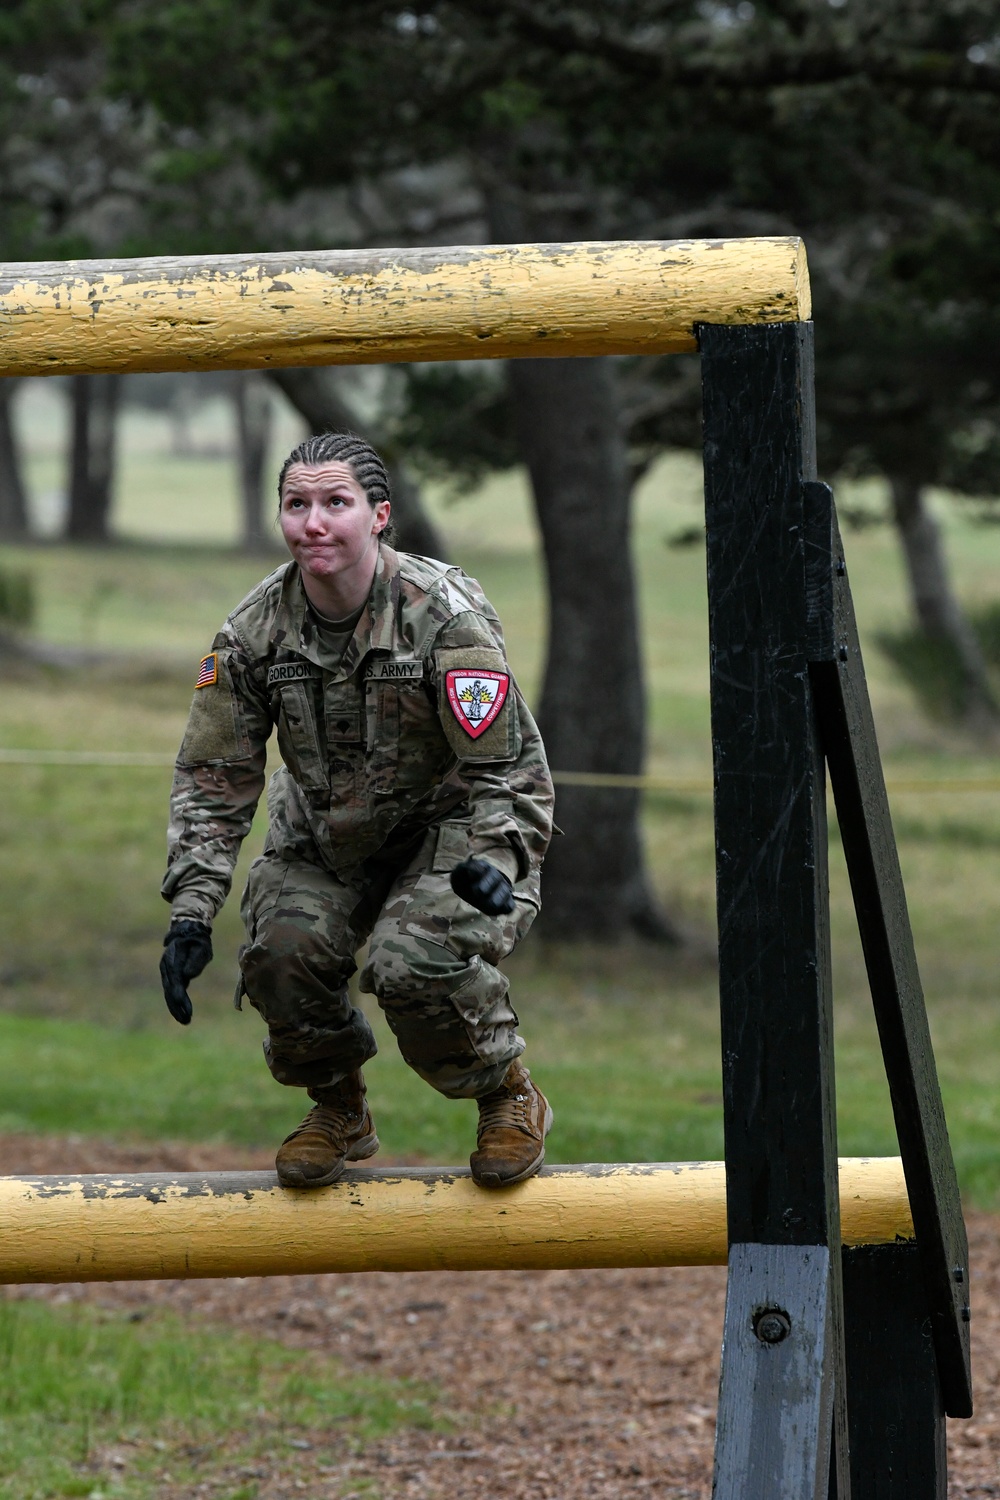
[278,432,396,544]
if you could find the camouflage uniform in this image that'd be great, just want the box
[163,544,553,1099]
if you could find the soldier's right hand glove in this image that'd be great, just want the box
[160,919,213,1026]
[450,857,516,916]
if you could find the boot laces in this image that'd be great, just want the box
[288,1101,360,1147]
[478,1088,531,1135]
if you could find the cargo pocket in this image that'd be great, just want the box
[325,682,364,810]
[396,683,450,788]
[448,961,522,1071]
[366,681,400,796]
[276,681,329,809]
[432,820,471,873]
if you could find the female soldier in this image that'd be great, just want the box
[159,433,554,1189]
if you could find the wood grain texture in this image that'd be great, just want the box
[843,1243,947,1499]
[805,480,972,1419]
[701,323,836,1248]
[700,322,848,1495]
[0,1158,911,1285]
[0,238,810,377]
[713,1244,835,1500]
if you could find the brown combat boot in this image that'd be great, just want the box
[275,1070,379,1189]
[470,1060,553,1189]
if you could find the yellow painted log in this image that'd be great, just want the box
[0,238,810,379]
[0,1158,908,1285]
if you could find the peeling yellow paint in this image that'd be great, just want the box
[0,1157,906,1285]
[0,238,810,378]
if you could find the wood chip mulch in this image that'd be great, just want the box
[1,1135,997,1498]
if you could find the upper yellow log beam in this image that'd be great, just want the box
[0,1157,906,1285]
[0,238,810,379]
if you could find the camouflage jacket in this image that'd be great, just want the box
[162,545,554,924]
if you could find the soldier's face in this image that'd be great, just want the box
[279,462,390,581]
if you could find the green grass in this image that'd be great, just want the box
[877,599,1000,721]
[0,1299,438,1499]
[0,976,729,1167]
[1,438,1000,1204]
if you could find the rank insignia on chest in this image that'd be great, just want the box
[444,669,510,738]
[195,652,218,688]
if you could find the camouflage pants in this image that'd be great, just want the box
[238,821,536,1099]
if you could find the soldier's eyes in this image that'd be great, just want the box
[283,494,350,510]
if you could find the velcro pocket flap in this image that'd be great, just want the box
[432,820,471,873]
[434,645,520,761]
[277,681,328,800]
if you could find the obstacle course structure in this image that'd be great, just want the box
[0,1158,914,1282]
[0,237,970,1497]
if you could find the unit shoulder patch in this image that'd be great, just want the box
[195,652,218,688]
[434,644,520,761]
[444,669,510,739]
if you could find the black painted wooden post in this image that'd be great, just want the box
[700,322,849,1498]
[699,327,972,1496]
[842,1243,946,1498]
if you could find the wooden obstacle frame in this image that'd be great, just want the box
[0,237,971,1497]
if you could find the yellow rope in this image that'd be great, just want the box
[553,772,1000,794]
[0,749,175,766]
[2,748,1000,793]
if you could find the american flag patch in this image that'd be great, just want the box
[195,653,218,689]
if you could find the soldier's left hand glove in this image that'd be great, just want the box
[160,919,213,1026]
[450,857,515,916]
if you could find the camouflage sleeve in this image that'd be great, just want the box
[431,607,554,883]
[161,625,272,924]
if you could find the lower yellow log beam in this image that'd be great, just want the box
[0,1159,910,1285]
[0,237,810,378]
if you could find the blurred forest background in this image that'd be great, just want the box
[1,0,1000,1200]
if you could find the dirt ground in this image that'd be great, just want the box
[1,1134,998,1498]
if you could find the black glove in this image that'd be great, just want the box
[450,856,516,916]
[160,919,213,1025]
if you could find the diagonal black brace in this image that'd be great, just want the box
[804,480,972,1418]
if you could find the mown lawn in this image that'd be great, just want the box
[0,1298,440,1499]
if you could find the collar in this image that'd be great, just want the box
[273,544,401,679]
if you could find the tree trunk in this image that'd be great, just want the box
[66,374,120,542]
[168,381,201,457]
[267,366,450,560]
[889,474,999,732]
[233,372,274,551]
[0,378,29,539]
[509,356,680,943]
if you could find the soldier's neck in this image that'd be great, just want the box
[298,543,379,620]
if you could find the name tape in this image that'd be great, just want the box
[365,659,425,682]
[268,659,426,687]
[267,662,322,687]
